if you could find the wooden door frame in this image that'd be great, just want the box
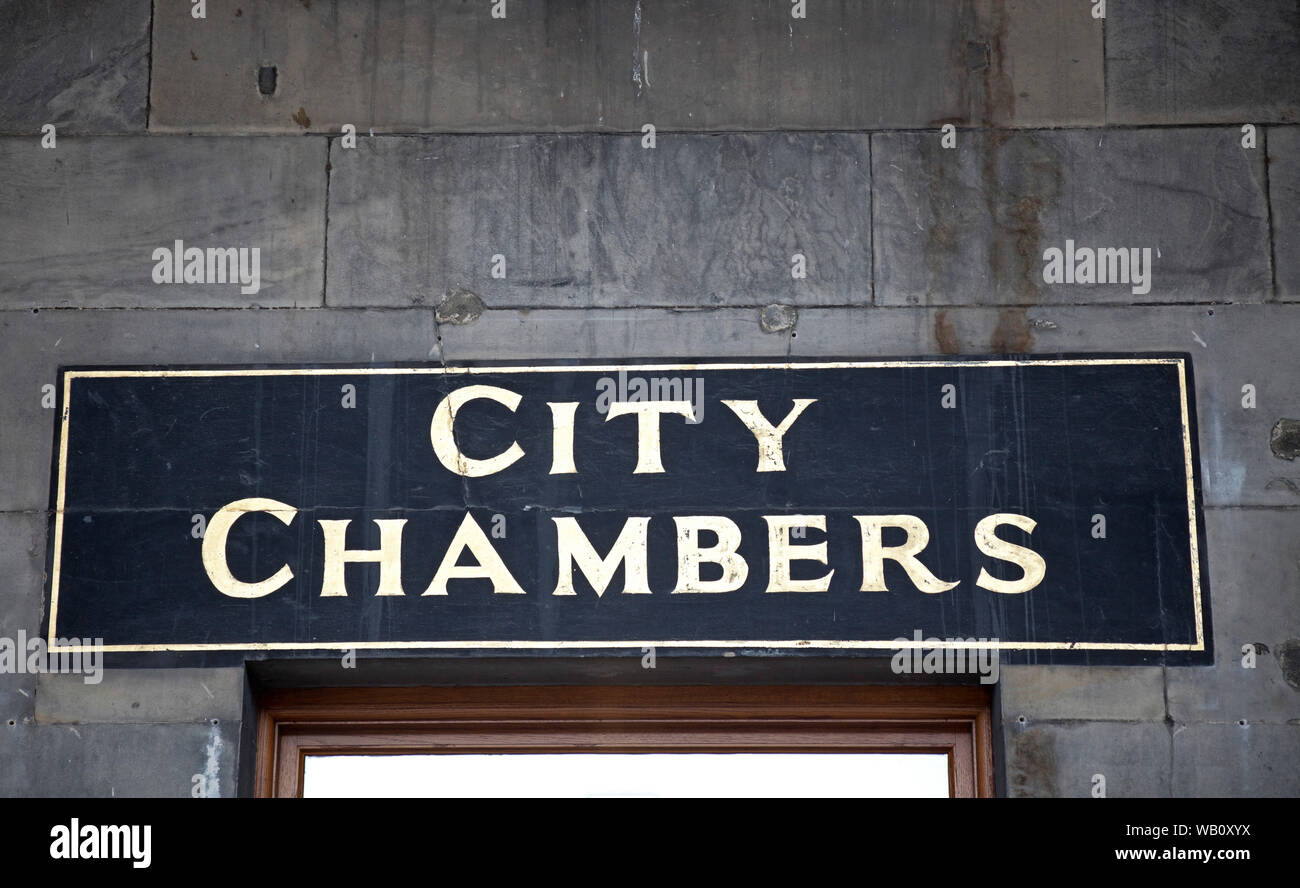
[255,685,995,798]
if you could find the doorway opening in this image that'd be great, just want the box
[256,685,994,797]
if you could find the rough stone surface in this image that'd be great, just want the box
[1107,0,1300,125]
[1005,721,1171,798]
[1270,127,1300,299]
[149,0,1102,133]
[0,512,45,729]
[0,137,327,308]
[1165,509,1300,723]
[36,668,245,725]
[1172,722,1300,797]
[435,289,486,326]
[759,304,798,334]
[326,133,871,308]
[437,308,791,363]
[987,0,1105,128]
[999,666,1167,722]
[0,512,44,637]
[1278,639,1300,691]
[0,0,151,133]
[0,721,239,797]
[1271,419,1300,460]
[872,128,1272,306]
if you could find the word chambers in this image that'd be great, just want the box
[202,384,1047,601]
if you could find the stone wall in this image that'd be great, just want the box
[1,0,1297,796]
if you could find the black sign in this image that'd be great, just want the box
[44,357,1210,664]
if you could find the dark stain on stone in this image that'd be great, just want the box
[990,307,1032,354]
[257,65,277,96]
[1277,640,1300,690]
[934,309,959,355]
[560,186,580,239]
[190,50,198,61]
[981,0,1016,128]
[982,134,1063,306]
[514,278,574,288]
[963,0,1063,309]
[980,130,1008,291]
[1269,419,1300,460]
[951,1,1013,126]
[929,2,1028,306]
[1009,729,1059,798]
[292,107,311,129]
[1008,193,1047,295]
[921,141,960,302]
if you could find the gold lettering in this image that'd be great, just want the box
[855,515,959,594]
[974,513,1046,594]
[201,498,296,599]
[722,399,816,471]
[605,400,694,473]
[763,514,834,592]
[671,516,748,593]
[318,518,408,597]
[552,516,651,596]
[430,384,525,477]
[547,401,579,474]
[422,513,525,595]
